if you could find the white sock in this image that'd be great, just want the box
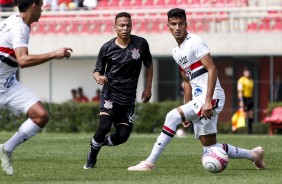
[203,143,252,160]
[146,132,173,164]
[4,119,41,154]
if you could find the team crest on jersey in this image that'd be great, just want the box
[104,100,113,109]
[194,86,203,97]
[131,48,140,60]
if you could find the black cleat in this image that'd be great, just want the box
[83,152,96,169]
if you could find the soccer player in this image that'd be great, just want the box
[237,67,254,134]
[83,12,153,169]
[128,8,265,171]
[0,0,72,175]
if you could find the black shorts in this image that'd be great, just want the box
[243,97,254,111]
[99,96,135,127]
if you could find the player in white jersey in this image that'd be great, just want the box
[0,0,72,175]
[128,8,265,171]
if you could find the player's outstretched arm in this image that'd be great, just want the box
[14,47,73,68]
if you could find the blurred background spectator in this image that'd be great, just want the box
[77,87,89,102]
[70,89,79,102]
[91,89,101,103]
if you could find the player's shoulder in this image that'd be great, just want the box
[2,14,26,28]
[101,37,116,48]
[238,76,246,83]
[188,33,205,43]
[131,34,148,43]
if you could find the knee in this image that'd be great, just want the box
[32,110,49,127]
[98,115,112,132]
[116,131,130,144]
[165,109,181,125]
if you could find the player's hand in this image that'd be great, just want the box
[182,121,192,128]
[141,88,151,103]
[54,47,73,59]
[201,102,213,119]
[96,76,107,85]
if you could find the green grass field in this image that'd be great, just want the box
[0,132,281,184]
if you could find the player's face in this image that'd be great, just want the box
[167,17,187,42]
[114,17,132,39]
[243,70,251,77]
[32,0,43,22]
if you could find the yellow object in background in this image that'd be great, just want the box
[231,109,246,131]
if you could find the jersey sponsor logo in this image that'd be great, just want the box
[131,48,140,60]
[104,100,113,109]
[194,86,203,97]
[177,55,189,66]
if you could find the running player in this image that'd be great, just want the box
[83,12,153,169]
[128,8,265,171]
[0,0,72,175]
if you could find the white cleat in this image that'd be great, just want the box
[0,144,14,175]
[251,146,266,170]
[128,161,155,171]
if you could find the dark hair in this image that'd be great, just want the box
[243,66,250,71]
[167,8,186,21]
[115,12,131,23]
[17,0,40,12]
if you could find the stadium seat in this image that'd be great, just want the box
[131,0,142,7]
[96,0,107,8]
[156,0,165,6]
[259,18,271,32]
[108,0,119,7]
[167,0,177,5]
[144,0,154,6]
[247,22,258,32]
[272,18,282,31]
[263,107,282,135]
[120,0,131,7]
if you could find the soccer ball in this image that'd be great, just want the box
[202,146,228,173]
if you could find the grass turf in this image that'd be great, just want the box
[0,132,281,184]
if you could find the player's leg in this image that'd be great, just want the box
[83,112,112,169]
[201,139,265,169]
[128,102,198,171]
[0,84,45,175]
[198,99,265,169]
[103,124,132,146]
[3,102,48,154]
[244,98,254,134]
[103,104,134,146]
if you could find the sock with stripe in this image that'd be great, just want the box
[146,109,182,164]
[203,143,252,160]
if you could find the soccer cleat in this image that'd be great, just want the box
[83,152,96,169]
[0,144,14,175]
[251,146,266,169]
[128,161,155,171]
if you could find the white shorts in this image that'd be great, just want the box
[0,83,40,116]
[180,98,225,139]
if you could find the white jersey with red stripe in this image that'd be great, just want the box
[172,33,225,101]
[0,14,29,92]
